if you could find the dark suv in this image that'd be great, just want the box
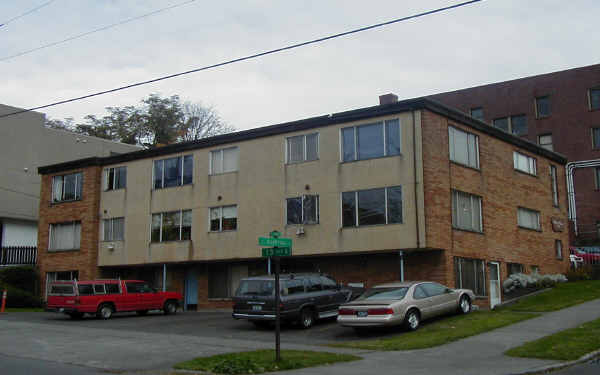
[232,273,352,329]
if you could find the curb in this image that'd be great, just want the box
[507,349,600,375]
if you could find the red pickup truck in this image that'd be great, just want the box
[46,279,183,319]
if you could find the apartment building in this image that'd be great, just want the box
[430,63,600,245]
[37,96,569,309]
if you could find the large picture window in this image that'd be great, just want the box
[452,190,482,232]
[454,257,486,296]
[518,207,541,231]
[153,155,193,189]
[49,222,81,251]
[341,119,401,162]
[103,217,124,241]
[342,186,402,227]
[210,205,237,232]
[287,133,318,163]
[151,210,192,242]
[286,195,319,225]
[513,152,537,176]
[210,147,238,174]
[52,172,83,202]
[449,126,479,169]
[104,166,126,191]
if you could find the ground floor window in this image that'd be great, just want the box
[507,263,524,275]
[454,257,486,296]
[208,264,248,299]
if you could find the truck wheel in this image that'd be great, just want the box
[299,308,315,329]
[164,301,177,315]
[97,304,114,320]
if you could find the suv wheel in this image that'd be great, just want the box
[299,308,315,329]
[97,304,113,320]
[164,301,177,315]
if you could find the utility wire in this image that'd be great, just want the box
[0,0,482,120]
[0,186,39,199]
[0,0,55,29]
[0,0,197,62]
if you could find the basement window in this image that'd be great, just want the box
[454,257,486,296]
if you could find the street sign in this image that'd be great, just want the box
[262,247,292,257]
[258,237,292,248]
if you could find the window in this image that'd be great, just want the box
[550,165,558,207]
[538,134,553,151]
[593,128,600,149]
[93,284,106,294]
[210,147,238,174]
[452,190,483,232]
[49,222,81,251]
[105,283,120,294]
[52,172,83,202]
[287,133,318,163]
[153,155,193,189]
[210,205,237,232]
[320,276,337,290]
[513,152,537,175]
[508,263,524,275]
[103,217,124,241]
[589,88,600,110]
[104,166,126,190]
[555,240,563,259]
[421,282,447,297]
[530,265,540,274]
[596,168,600,189]
[306,276,322,292]
[342,186,402,227]
[448,126,479,169]
[493,115,528,135]
[535,96,551,118]
[341,119,401,162]
[286,195,319,225]
[78,284,94,296]
[413,285,427,299]
[454,257,486,296]
[151,210,192,242]
[470,107,484,121]
[518,207,541,230]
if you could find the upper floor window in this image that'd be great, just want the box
[595,167,600,190]
[210,205,237,231]
[550,165,559,207]
[341,119,400,162]
[104,166,126,191]
[287,133,318,164]
[286,195,319,225]
[49,221,81,251]
[470,107,484,121]
[535,96,551,118]
[592,128,600,149]
[538,134,553,151]
[589,88,600,110]
[493,115,527,136]
[448,126,479,169]
[518,207,541,231]
[451,190,482,232]
[153,155,193,189]
[210,147,238,174]
[151,210,191,242]
[52,172,83,203]
[342,186,402,227]
[103,217,124,241]
[513,152,537,176]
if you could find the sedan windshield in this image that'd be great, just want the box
[235,280,274,297]
[356,287,408,301]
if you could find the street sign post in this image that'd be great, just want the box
[258,231,292,362]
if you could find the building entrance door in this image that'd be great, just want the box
[489,262,501,308]
[185,268,199,311]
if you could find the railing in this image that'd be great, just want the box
[0,246,37,266]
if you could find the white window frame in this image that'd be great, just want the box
[102,217,124,241]
[341,186,403,227]
[104,166,126,191]
[285,133,319,164]
[513,152,537,176]
[448,126,480,169]
[340,119,402,162]
[209,205,238,232]
[451,190,483,232]
[210,147,239,175]
[550,165,559,207]
[555,240,563,259]
[517,207,541,231]
[150,209,191,242]
[538,134,553,151]
[48,221,81,251]
[152,155,193,189]
[286,195,320,225]
[52,172,83,202]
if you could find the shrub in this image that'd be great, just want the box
[0,283,42,308]
[566,267,593,281]
[0,266,39,294]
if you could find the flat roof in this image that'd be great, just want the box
[38,97,567,175]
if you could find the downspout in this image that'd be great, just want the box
[412,110,421,249]
[566,159,600,236]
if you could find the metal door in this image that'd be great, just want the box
[489,262,501,308]
[185,268,198,311]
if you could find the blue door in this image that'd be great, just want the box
[185,268,198,311]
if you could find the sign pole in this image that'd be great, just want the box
[274,255,281,362]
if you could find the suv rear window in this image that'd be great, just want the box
[283,279,304,295]
[78,284,94,296]
[236,280,274,297]
[105,283,120,294]
[49,284,75,295]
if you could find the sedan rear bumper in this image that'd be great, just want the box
[337,314,403,327]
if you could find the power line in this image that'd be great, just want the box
[0,0,197,62]
[0,0,55,29]
[0,0,482,120]
[0,186,39,199]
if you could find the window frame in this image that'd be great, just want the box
[550,165,559,207]
[555,240,563,260]
[102,217,125,242]
[454,257,486,297]
[209,147,239,175]
[152,155,193,189]
[535,95,551,118]
[448,126,480,169]
[538,133,553,151]
[104,166,127,191]
[52,172,83,203]
[592,128,600,150]
[341,186,403,228]
[470,107,484,121]
[451,190,483,233]
[517,207,541,231]
[209,205,238,232]
[340,119,401,162]
[48,221,82,251]
[513,151,537,176]
[589,88,600,111]
[150,209,192,242]
[286,195,320,225]
[493,115,528,136]
[286,133,319,164]
[595,167,600,190]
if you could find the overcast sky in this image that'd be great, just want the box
[1,0,599,131]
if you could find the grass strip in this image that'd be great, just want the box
[330,310,538,351]
[506,317,600,361]
[173,349,360,374]
[506,280,600,312]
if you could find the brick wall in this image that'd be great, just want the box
[37,166,101,296]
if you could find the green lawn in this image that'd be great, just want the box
[330,310,538,351]
[505,280,600,312]
[506,317,600,361]
[173,350,360,374]
[4,307,44,312]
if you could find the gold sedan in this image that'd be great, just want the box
[337,281,475,331]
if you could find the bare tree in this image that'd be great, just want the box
[178,101,235,142]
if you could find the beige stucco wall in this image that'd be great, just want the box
[98,111,426,266]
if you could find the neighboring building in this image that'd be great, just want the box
[430,63,600,245]
[37,96,569,309]
[0,104,140,266]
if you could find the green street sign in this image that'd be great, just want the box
[262,247,292,257]
[258,237,292,248]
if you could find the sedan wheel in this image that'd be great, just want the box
[405,310,420,331]
[459,296,471,314]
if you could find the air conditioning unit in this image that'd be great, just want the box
[107,244,115,251]
[296,227,305,236]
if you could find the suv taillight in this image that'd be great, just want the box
[338,308,355,315]
[367,308,394,315]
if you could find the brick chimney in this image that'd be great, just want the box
[379,93,398,105]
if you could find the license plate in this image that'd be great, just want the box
[357,311,368,317]
[252,305,262,311]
